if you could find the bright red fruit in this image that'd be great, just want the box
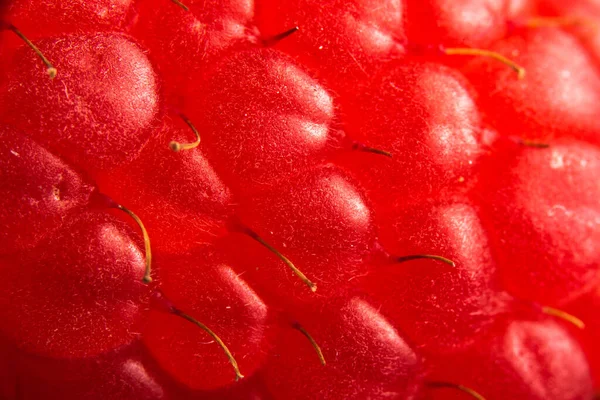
[0,212,148,359]
[0,33,161,173]
[336,61,483,211]
[14,348,166,400]
[2,1,600,399]
[562,283,600,387]
[476,139,600,306]
[233,165,374,301]
[132,0,256,107]
[3,0,136,39]
[360,200,512,354]
[0,125,95,254]
[403,0,532,48]
[143,248,272,391]
[425,318,594,400]
[534,0,600,66]
[461,28,600,144]
[255,0,405,89]
[264,297,422,400]
[187,48,342,194]
[96,115,233,254]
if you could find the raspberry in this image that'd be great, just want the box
[1,1,599,399]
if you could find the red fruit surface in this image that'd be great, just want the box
[132,0,256,106]
[336,61,483,211]
[14,348,166,400]
[187,48,342,194]
[476,139,600,306]
[0,33,161,173]
[255,0,405,88]
[0,125,95,254]
[264,297,422,400]
[96,115,233,254]
[143,248,272,391]
[1,0,599,399]
[3,0,136,38]
[234,165,374,301]
[461,28,600,144]
[425,318,594,400]
[562,283,600,387]
[360,200,512,354]
[0,212,148,359]
[404,0,511,48]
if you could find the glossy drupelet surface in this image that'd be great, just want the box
[0,0,598,399]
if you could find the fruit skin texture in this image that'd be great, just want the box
[1,0,600,399]
[131,0,256,107]
[476,139,600,306]
[263,297,422,400]
[0,212,148,359]
[425,318,594,400]
[143,248,273,391]
[255,0,405,89]
[359,200,512,355]
[0,33,161,173]
[186,48,342,195]
[96,115,234,254]
[3,0,136,38]
[0,125,95,255]
[461,28,600,145]
[336,60,483,212]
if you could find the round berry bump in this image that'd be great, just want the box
[337,61,483,211]
[264,297,422,400]
[426,318,594,400]
[95,115,233,254]
[131,0,256,107]
[404,0,514,48]
[0,23,56,78]
[361,201,511,354]
[0,33,161,174]
[533,0,600,69]
[0,212,149,359]
[0,126,95,255]
[461,28,600,144]
[255,0,405,91]
[186,48,341,195]
[142,249,272,391]
[475,140,600,306]
[233,165,374,303]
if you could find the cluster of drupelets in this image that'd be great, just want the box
[0,0,599,399]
